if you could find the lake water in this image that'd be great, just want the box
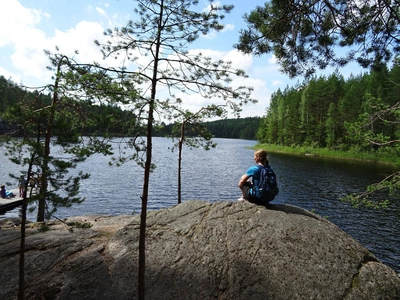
[1,137,399,273]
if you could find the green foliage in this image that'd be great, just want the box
[256,143,398,163]
[66,221,93,229]
[0,75,140,138]
[258,68,400,151]
[204,117,260,140]
[235,0,400,78]
[155,117,260,140]
[37,223,49,233]
[257,66,400,207]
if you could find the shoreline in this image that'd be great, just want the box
[254,143,400,168]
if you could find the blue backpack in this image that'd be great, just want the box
[252,165,279,202]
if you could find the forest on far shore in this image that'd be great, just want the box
[0,75,260,140]
[257,62,400,156]
[154,117,260,140]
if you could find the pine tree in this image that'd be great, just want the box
[97,1,254,297]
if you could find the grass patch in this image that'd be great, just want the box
[254,144,400,167]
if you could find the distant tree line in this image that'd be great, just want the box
[204,117,260,140]
[155,117,260,140]
[257,61,400,153]
[0,75,259,140]
[0,75,141,137]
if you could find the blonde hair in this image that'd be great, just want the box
[254,149,269,165]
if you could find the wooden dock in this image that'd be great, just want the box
[0,189,23,214]
[0,188,36,214]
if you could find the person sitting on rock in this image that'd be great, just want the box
[238,149,278,204]
[0,185,15,198]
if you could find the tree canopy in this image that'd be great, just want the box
[235,0,400,78]
[258,66,400,150]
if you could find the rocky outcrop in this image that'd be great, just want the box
[0,200,399,300]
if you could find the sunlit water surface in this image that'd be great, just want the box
[1,137,399,273]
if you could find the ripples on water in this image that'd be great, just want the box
[1,137,399,273]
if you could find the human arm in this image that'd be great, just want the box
[238,174,251,188]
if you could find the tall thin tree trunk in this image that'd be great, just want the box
[19,160,35,300]
[177,122,185,204]
[37,58,63,222]
[138,2,164,299]
[18,195,27,300]
[138,113,152,299]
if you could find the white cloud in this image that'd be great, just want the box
[223,24,235,32]
[95,7,107,17]
[0,66,22,84]
[0,0,45,47]
[224,50,252,72]
[0,0,117,86]
[203,0,222,13]
[202,31,217,40]
[52,21,105,62]
[268,55,278,65]
[240,77,271,117]
[0,1,52,85]
[7,19,107,86]
[187,48,252,72]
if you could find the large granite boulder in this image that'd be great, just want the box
[0,200,399,299]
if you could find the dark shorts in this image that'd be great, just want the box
[242,182,259,203]
[242,182,268,205]
[242,182,252,199]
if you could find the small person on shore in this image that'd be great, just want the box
[1,185,15,198]
[18,176,26,197]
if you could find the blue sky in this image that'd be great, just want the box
[0,0,360,118]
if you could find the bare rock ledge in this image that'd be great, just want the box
[1,200,399,299]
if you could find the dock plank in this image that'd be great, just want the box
[0,188,37,214]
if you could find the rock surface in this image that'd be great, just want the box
[0,200,399,300]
